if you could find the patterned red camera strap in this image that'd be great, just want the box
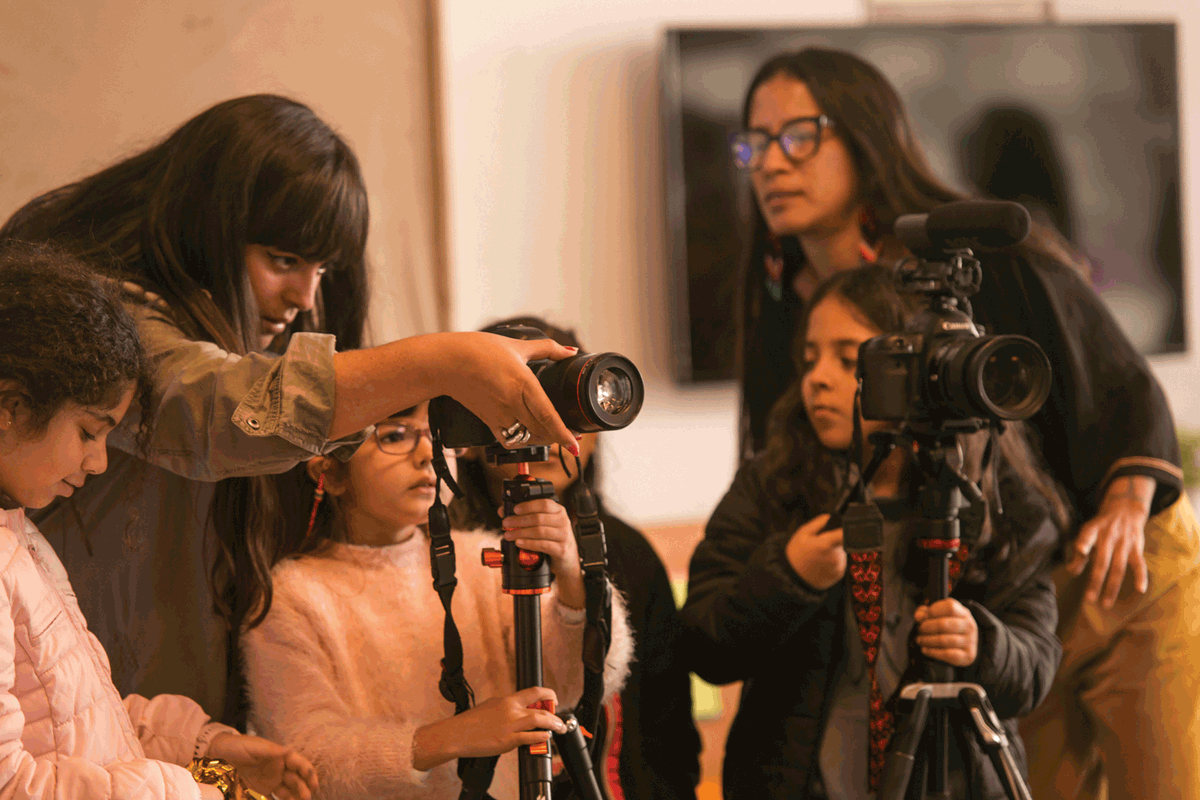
[848,541,969,792]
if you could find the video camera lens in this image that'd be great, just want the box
[934,334,1051,421]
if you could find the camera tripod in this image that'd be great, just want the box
[841,428,1033,800]
[479,445,604,800]
[426,441,605,800]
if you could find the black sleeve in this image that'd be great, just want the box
[976,253,1182,518]
[959,520,1062,720]
[630,544,703,796]
[599,512,701,798]
[681,458,832,685]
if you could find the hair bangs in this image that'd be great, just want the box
[248,151,369,272]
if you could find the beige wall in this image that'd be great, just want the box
[0,0,446,342]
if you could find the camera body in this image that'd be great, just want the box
[858,257,1051,427]
[428,325,645,450]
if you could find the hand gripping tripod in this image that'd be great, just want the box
[840,429,1033,800]
[429,443,604,800]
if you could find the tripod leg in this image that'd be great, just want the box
[960,687,1034,800]
[880,687,932,800]
[552,713,604,800]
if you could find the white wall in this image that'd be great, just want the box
[439,0,1200,527]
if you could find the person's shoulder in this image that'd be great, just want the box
[0,510,29,556]
[0,518,19,564]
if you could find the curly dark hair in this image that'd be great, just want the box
[761,265,1071,571]
[0,240,150,439]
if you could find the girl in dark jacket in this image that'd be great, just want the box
[684,265,1070,799]
[728,49,1200,799]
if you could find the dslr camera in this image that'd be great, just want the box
[428,324,645,449]
[858,201,1052,427]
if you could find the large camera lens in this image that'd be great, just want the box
[534,353,644,433]
[934,334,1051,421]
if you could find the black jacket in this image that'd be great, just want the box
[742,248,1182,520]
[587,509,701,799]
[682,455,1061,799]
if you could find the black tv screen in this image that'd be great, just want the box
[662,23,1183,383]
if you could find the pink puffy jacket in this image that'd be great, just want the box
[0,508,230,799]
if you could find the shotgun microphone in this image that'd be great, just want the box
[893,201,1031,252]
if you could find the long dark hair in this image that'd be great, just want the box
[736,48,1085,456]
[0,95,370,636]
[449,316,599,531]
[762,265,1071,566]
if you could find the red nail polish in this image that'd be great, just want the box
[564,346,578,352]
[568,444,580,457]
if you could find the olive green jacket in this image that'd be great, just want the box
[32,285,364,719]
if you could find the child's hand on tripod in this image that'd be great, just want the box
[411,686,569,770]
[785,514,847,591]
[914,599,978,666]
[500,499,585,609]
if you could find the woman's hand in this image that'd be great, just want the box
[1068,475,1154,608]
[330,332,580,452]
[501,498,585,609]
[441,332,580,453]
[914,599,978,667]
[412,686,568,771]
[784,514,846,591]
[206,732,319,800]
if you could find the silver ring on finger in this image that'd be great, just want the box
[500,422,530,447]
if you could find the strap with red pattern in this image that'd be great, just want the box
[848,541,970,792]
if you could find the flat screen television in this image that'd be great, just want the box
[662,23,1183,383]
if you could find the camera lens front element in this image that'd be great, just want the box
[533,352,645,433]
[934,334,1051,421]
[970,336,1052,420]
[595,367,635,416]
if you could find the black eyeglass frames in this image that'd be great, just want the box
[730,115,833,170]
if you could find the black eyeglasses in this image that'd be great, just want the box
[374,422,467,457]
[730,115,833,170]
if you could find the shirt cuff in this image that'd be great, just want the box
[194,721,240,758]
[231,332,367,455]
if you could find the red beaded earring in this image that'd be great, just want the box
[305,473,326,539]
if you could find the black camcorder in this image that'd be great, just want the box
[858,201,1052,428]
[428,325,645,449]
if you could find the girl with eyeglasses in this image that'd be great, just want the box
[723,47,1198,800]
[240,401,632,799]
[0,95,581,729]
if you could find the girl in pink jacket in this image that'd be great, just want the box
[241,400,632,799]
[0,241,319,800]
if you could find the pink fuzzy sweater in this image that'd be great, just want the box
[242,529,632,799]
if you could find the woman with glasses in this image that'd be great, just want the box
[0,94,581,730]
[711,47,1197,800]
[239,401,632,799]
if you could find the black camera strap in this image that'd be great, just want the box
[569,474,612,742]
[428,446,501,800]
